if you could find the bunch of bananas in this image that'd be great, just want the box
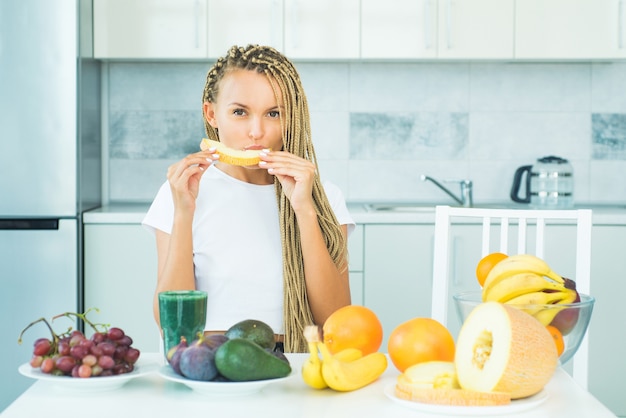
[301,325,387,391]
[481,254,578,326]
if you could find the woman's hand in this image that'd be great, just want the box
[259,150,316,212]
[167,148,217,213]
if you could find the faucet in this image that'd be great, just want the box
[421,174,473,207]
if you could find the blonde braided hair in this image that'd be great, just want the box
[201,45,348,352]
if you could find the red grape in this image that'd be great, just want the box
[98,355,115,370]
[107,327,124,341]
[40,357,55,373]
[56,356,76,373]
[33,338,52,356]
[78,364,92,378]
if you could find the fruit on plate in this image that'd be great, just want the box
[395,361,511,406]
[18,309,141,378]
[387,317,455,372]
[322,305,383,355]
[225,319,275,350]
[303,325,387,392]
[179,337,219,381]
[214,338,291,381]
[200,138,262,166]
[455,302,558,399]
[480,254,580,331]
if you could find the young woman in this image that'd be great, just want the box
[143,45,354,352]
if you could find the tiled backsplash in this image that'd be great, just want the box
[106,61,626,205]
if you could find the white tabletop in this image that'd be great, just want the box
[1,353,616,418]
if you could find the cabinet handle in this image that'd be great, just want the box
[194,0,200,49]
[271,0,281,47]
[617,0,624,49]
[446,0,452,50]
[291,0,299,49]
[424,0,432,50]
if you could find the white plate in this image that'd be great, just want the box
[384,383,549,416]
[18,357,158,392]
[158,365,293,396]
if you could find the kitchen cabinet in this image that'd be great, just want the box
[93,0,208,59]
[362,224,435,349]
[207,0,283,58]
[515,0,626,59]
[348,225,364,305]
[84,224,160,353]
[588,226,626,416]
[283,0,360,59]
[360,0,514,59]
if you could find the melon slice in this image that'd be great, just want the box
[455,302,558,399]
[395,361,511,406]
[200,138,262,166]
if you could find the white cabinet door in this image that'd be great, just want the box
[363,224,435,350]
[284,0,360,59]
[207,0,284,58]
[437,0,515,59]
[516,0,626,59]
[84,225,159,353]
[94,0,208,59]
[361,0,437,59]
[588,226,626,416]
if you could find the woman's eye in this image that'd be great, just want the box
[268,110,280,118]
[233,109,246,116]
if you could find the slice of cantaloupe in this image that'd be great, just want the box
[455,302,558,399]
[200,138,262,166]
[395,360,511,406]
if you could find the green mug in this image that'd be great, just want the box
[158,290,207,357]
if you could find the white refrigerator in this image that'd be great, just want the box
[0,0,101,411]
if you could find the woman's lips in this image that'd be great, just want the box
[243,144,264,151]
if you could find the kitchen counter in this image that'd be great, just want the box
[1,353,616,418]
[83,202,626,225]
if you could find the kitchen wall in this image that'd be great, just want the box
[105,60,626,205]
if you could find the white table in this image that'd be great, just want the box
[1,353,616,418]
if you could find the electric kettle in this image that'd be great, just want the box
[510,156,574,208]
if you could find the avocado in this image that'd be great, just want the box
[214,338,291,381]
[224,319,275,350]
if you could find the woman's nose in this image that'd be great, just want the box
[248,117,264,140]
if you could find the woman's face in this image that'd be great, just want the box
[203,69,284,155]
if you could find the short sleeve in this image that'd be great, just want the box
[323,181,356,236]
[142,181,175,235]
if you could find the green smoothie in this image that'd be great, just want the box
[158,290,207,357]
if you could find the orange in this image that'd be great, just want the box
[546,325,565,356]
[322,305,383,355]
[387,317,455,372]
[476,252,508,287]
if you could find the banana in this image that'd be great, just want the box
[482,254,564,293]
[533,290,578,326]
[301,326,327,389]
[301,326,364,390]
[504,290,575,316]
[482,272,567,303]
[317,337,387,392]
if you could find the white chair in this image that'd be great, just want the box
[431,205,592,389]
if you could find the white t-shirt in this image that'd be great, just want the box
[142,165,355,334]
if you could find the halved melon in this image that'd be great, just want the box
[455,302,558,399]
[200,138,262,166]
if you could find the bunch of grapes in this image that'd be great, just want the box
[19,309,140,378]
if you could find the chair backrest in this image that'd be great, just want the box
[431,205,592,388]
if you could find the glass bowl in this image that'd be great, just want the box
[452,290,595,365]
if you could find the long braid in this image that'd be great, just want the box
[202,45,347,352]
